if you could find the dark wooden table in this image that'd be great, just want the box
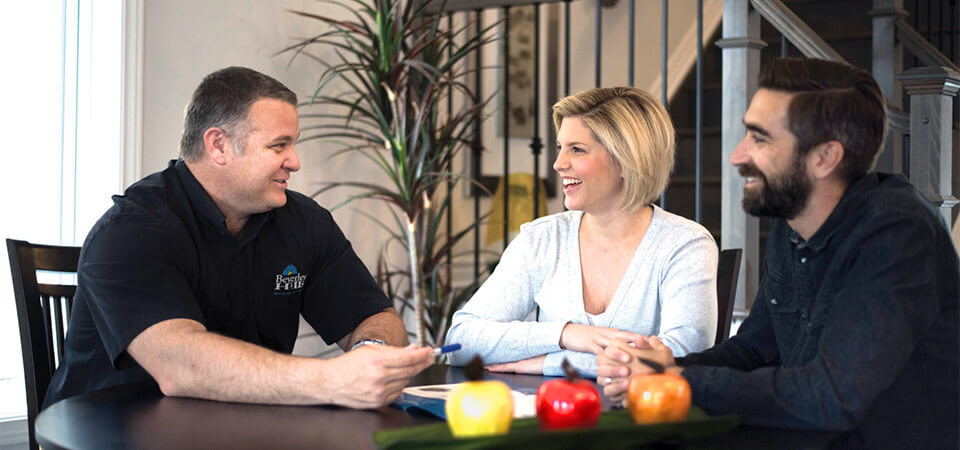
[35,365,840,449]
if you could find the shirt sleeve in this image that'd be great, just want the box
[678,212,947,430]
[676,282,781,370]
[656,233,718,356]
[79,213,205,369]
[300,208,391,345]
[446,226,567,366]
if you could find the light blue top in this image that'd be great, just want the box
[446,206,718,377]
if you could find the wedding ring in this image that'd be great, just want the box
[601,377,612,386]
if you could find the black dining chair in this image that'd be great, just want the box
[715,248,743,345]
[6,238,81,450]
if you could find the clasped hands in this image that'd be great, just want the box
[486,323,679,401]
[595,334,680,404]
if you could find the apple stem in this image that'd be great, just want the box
[637,357,666,374]
[465,356,484,381]
[561,358,579,382]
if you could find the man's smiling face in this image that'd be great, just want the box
[731,88,812,219]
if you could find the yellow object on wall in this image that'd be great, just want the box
[486,173,548,247]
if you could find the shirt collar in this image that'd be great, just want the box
[173,159,272,239]
[794,172,879,252]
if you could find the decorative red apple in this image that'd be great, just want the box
[536,359,602,430]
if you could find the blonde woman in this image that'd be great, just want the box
[447,87,718,377]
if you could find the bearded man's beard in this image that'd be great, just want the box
[739,156,812,219]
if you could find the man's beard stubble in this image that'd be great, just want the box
[739,157,812,220]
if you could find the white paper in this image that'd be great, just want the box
[402,384,537,419]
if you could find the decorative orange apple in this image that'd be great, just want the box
[626,358,691,424]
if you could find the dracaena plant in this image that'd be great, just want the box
[282,0,498,346]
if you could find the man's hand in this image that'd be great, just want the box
[485,355,547,374]
[127,318,433,407]
[559,323,648,354]
[595,336,677,403]
[322,344,434,409]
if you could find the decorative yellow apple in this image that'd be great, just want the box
[445,357,514,437]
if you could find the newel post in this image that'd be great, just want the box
[898,66,960,229]
[870,0,906,173]
[717,0,764,311]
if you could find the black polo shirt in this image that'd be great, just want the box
[44,159,390,407]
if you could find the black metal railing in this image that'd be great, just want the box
[431,0,714,285]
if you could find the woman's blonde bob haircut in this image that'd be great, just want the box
[552,87,675,212]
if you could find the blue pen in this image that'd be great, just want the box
[433,343,462,356]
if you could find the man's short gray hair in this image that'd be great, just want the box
[179,67,297,161]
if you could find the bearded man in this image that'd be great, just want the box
[595,58,959,449]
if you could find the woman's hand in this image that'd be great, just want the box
[559,323,647,354]
[595,336,677,403]
[485,355,547,374]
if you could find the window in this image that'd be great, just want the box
[0,0,124,420]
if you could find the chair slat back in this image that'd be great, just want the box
[716,248,743,345]
[6,239,81,450]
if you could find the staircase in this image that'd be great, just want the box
[664,0,957,309]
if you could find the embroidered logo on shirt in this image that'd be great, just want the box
[274,264,307,295]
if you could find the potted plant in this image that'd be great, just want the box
[282,0,498,346]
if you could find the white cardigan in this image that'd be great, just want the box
[446,206,718,377]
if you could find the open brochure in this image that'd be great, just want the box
[391,384,537,420]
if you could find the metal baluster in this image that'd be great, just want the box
[444,13,453,287]
[562,0,572,212]
[532,4,544,219]
[595,0,602,87]
[951,0,956,60]
[781,34,788,57]
[939,0,945,49]
[660,0,668,209]
[913,0,920,67]
[930,0,945,51]
[695,0,703,223]
[503,6,511,251]
[628,0,635,85]
[564,0,571,96]
[473,9,482,283]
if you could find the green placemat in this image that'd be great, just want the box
[373,407,739,449]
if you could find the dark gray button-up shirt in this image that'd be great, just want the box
[679,172,959,449]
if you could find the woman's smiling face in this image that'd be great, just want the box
[553,116,624,214]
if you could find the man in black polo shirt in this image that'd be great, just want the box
[45,67,434,409]
[595,58,959,448]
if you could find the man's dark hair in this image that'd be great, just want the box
[179,67,298,162]
[758,58,887,182]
